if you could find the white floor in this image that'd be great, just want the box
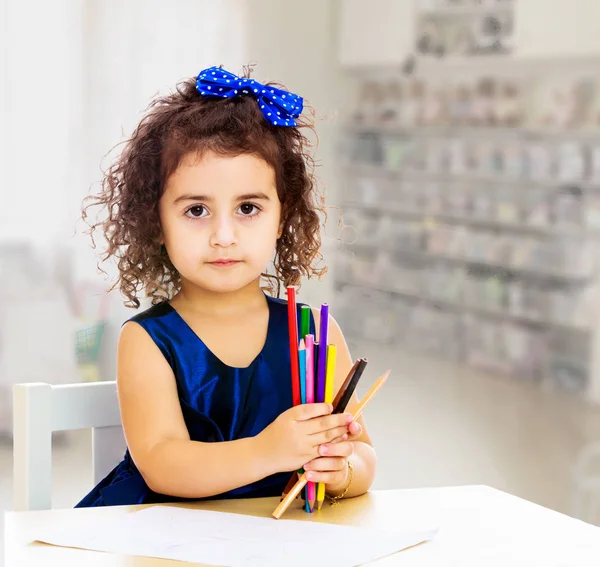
[2,344,600,564]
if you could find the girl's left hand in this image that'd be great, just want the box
[302,421,362,491]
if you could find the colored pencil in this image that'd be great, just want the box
[313,342,319,399]
[305,334,315,513]
[316,344,337,510]
[298,306,311,508]
[313,306,328,509]
[300,305,311,341]
[280,339,320,503]
[298,339,308,509]
[333,358,368,414]
[313,333,326,509]
[280,473,297,502]
[287,287,301,407]
[299,340,306,405]
[272,369,391,519]
[350,371,389,420]
[325,345,336,404]
[332,359,361,410]
[316,304,329,405]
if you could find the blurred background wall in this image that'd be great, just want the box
[2,0,600,558]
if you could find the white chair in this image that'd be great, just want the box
[12,380,126,511]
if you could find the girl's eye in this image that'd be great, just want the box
[186,205,207,218]
[238,203,260,216]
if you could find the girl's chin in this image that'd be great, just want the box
[185,274,264,294]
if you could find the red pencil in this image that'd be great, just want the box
[287,286,301,406]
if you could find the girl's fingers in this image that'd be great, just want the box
[348,421,362,439]
[312,425,349,446]
[321,422,360,446]
[328,433,348,444]
[304,457,346,472]
[318,440,354,458]
[304,470,346,485]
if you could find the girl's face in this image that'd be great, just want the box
[159,151,282,295]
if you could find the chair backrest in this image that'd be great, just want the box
[12,380,126,511]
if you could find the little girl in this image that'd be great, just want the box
[75,65,376,507]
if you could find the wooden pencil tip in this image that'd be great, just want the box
[299,339,305,349]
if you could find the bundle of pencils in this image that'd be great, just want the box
[287,286,328,512]
[285,287,388,516]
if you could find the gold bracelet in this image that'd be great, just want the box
[326,460,354,506]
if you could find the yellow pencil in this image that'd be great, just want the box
[316,344,336,510]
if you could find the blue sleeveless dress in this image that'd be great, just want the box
[75,294,315,507]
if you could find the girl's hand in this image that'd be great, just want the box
[256,403,354,474]
[302,420,362,492]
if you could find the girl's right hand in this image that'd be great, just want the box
[256,403,353,474]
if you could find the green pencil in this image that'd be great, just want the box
[300,305,310,340]
[297,305,311,509]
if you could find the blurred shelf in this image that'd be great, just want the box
[418,2,514,17]
[342,201,600,239]
[344,122,600,142]
[348,54,600,81]
[343,163,600,191]
[345,240,594,283]
[334,278,590,333]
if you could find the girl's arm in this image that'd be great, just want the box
[309,311,378,498]
[117,321,352,499]
[116,321,270,498]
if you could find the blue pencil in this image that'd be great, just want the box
[298,339,308,511]
[299,340,306,405]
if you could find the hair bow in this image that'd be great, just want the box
[195,66,303,127]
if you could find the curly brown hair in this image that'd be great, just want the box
[83,66,328,309]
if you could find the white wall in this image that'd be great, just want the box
[515,0,600,59]
[80,0,246,282]
[244,0,356,309]
[1,0,84,245]
[80,0,247,380]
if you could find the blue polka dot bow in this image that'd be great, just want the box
[196,66,304,127]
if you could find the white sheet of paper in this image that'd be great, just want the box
[35,505,438,566]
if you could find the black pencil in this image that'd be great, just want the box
[332,358,368,414]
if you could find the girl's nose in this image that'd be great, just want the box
[209,216,237,248]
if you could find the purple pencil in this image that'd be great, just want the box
[317,304,329,404]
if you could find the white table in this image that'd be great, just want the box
[4,486,600,566]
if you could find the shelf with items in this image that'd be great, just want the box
[418,1,515,18]
[338,183,598,282]
[334,278,591,393]
[345,123,600,143]
[342,200,599,239]
[334,246,592,332]
[342,131,600,191]
[350,71,600,132]
[336,71,600,402]
[346,238,594,284]
[334,278,590,389]
[415,0,516,59]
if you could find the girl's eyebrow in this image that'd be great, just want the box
[173,192,271,204]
